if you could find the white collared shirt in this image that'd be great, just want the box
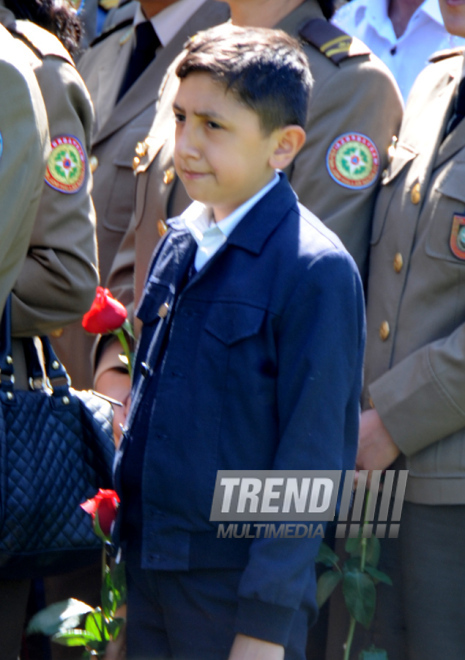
[134,0,207,47]
[181,173,280,272]
[332,0,465,101]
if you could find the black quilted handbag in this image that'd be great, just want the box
[0,298,115,579]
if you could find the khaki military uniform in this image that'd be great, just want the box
[326,49,465,660]
[0,26,49,316]
[364,49,465,504]
[102,0,402,378]
[0,13,98,660]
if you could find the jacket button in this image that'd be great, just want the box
[140,362,149,377]
[135,140,148,158]
[89,155,98,173]
[387,135,398,163]
[158,302,170,319]
[379,321,390,341]
[133,156,141,171]
[393,252,403,273]
[411,182,421,205]
[157,219,168,237]
[368,397,375,409]
[163,166,175,185]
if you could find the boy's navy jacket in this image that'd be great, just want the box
[115,173,366,645]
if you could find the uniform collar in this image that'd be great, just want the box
[168,172,298,256]
[134,0,208,47]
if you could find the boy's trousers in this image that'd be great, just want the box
[125,544,310,660]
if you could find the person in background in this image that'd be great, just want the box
[51,0,229,391]
[96,0,402,431]
[332,0,465,101]
[0,2,99,658]
[0,26,49,316]
[326,0,465,657]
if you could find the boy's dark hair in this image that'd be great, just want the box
[5,0,82,56]
[176,25,313,134]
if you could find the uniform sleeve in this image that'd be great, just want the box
[11,56,99,336]
[0,48,49,316]
[370,326,465,457]
[235,249,366,645]
[290,56,403,282]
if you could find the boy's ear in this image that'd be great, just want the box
[269,125,306,170]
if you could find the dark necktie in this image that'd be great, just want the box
[117,21,160,101]
[446,77,465,136]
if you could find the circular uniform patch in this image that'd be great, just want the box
[326,133,379,190]
[45,136,86,194]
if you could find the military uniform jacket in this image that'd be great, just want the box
[104,0,403,355]
[363,49,465,505]
[0,25,49,316]
[0,6,98,386]
[115,173,365,644]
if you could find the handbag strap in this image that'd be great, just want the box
[0,295,71,396]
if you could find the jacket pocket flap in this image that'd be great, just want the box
[205,303,265,346]
[436,163,465,203]
[381,142,418,186]
[113,128,150,168]
[136,279,174,325]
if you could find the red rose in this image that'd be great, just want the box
[82,286,127,334]
[81,489,120,541]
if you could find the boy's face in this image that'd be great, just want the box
[173,72,279,222]
[438,0,465,37]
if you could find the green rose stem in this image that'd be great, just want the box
[114,324,133,378]
[343,489,372,660]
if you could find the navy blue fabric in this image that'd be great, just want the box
[115,173,366,647]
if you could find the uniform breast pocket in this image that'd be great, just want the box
[103,129,148,233]
[371,143,417,246]
[426,161,465,264]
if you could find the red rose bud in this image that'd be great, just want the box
[82,286,127,334]
[81,489,120,542]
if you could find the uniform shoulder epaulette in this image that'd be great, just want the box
[299,18,371,65]
[89,18,133,48]
[429,46,465,64]
[8,20,73,65]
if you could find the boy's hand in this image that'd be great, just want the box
[357,409,400,471]
[228,634,284,660]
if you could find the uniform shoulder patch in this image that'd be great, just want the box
[299,19,371,65]
[8,20,73,65]
[326,133,380,189]
[429,47,465,63]
[45,136,86,194]
[450,214,465,260]
[89,18,133,48]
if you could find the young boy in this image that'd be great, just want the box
[114,25,365,660]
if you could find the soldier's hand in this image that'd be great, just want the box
[357,409,400,471]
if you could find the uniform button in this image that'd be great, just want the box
[393,252,403,273]
[381,168,388,180]
[163,166,175,185]
[132,156,141,170]
[158,302,170,319]
[89,155,98,173]
[50,328,63,338]
[135,140,148,158]
[140,362,149,377]
[411,182,421,205]
[379,321,390,341]
[387,135,398,163]
[368,397,375,409]
[157,219,168,237]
